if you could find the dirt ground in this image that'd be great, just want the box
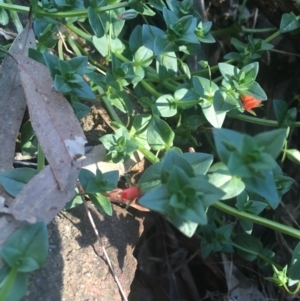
[21,203,154,301]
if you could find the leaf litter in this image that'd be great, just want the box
[0,23,87,248]
[0,23,36,172]
[15,53,87,190]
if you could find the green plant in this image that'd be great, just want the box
[2,0,300,298]
[0,222,48,301]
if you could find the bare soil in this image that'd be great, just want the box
[22,203,154,301]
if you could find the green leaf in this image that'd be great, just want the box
[93,36,125,57]
[70,80,96,100]
[246,81,267,100]
[147,117,175,150]
[78,168,95,191]
[0,168,39,197]
[239,219,253,234]
[280,12,300,33]
[213,128,244,164]
[240,62,258,85]
[179,60,191,79]
[208,165,245,200]
[162,7,178,27]
[273,99,297,127]
[43,52,60,78]
[89,193,113,215]
[162,150,195,180]
[88,7,108,37]
[64,194,83,210]
[193,76,218,99]
[54,75,72,93]
[154,94,177,117]
[1,249,39,272]
[149,0,166,10]
[21,120,38,155]
[86,170,106,194]
[119,9,139,20]
[1,222,48,269]
[133,46,153,67]
[168,215,198,237]
[254,128,287,159]
[0,270,28,301]
[154,34,178,55]
[130,113,152,146]
[68,56,88,75]
[288,242,300,285]
[129,25,143,53]
[0,8,9,26]
[100,127,138,163]
[286,149,300,164]
[157,52,178,73]
[273,99,288,125]
[234,233,263,261]
[109,8,125,39]
[243,170,279,209]
[138,161,163,192]
[72,102,91,119]
[218,63,239,81]
[182,152,213,175]
[142,25,164,51]
[138,184,170,213]
[201,98,226,128]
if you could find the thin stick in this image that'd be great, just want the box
[76,181,129,301]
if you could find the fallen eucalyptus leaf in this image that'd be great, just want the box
[15,54,87,190]
[0,24,36,172]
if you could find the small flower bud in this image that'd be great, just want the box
[119,9,138,20]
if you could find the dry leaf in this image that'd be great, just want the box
[15,54,87,190]
[0,28,17,40]
[9,164,80,223]
[0,164,81,247]
[222,254,268,301]
[0,24,36,171]
[0,24,86,250]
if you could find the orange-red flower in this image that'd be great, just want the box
[120,186,141,200]
[240,95,262,115]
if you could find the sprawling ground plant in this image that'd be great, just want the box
[1,0,300,298]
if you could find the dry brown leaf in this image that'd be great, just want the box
[0,28,17,40]
[0,24,36,171]
[221,254,268,301]
[0,164,81,248]
[10,164,80,224]
[15,54,87,190]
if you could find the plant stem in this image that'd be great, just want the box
[241,26,277,33]
[264,30,281,43]
[65,23,93,43]
[140,80,161,98]
[210,25,240,37]
[100,95,123,125]
[5,0,23,34]
[0,3,28,13]
[131,138,160,164]
[228,112,300,127]
[213,201,300,239]
[232,241,282,269]
[99,92,159,163]
[0,2,129,18]
[0,267,18,301]
[37,144,45,172]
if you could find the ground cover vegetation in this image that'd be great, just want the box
[1,0,300,299]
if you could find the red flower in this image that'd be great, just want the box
[240,95,262,115]
[120,186,141,200]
